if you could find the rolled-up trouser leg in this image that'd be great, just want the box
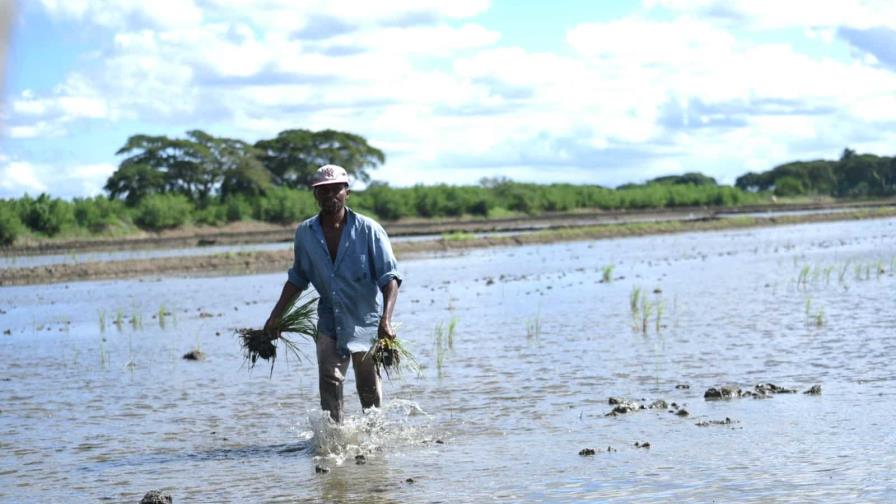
[316,334,349,423]
[352,351,382,411]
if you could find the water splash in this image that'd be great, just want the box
[303,399,433,464]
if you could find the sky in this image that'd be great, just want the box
[2,0,896,199]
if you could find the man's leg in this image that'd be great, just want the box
[316,334,350,423]
[352,351,382,411]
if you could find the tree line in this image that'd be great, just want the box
[0,128,892,246]
[736,149,896,197]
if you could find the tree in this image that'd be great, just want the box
[254,129,385,188]
[104,163,167,204]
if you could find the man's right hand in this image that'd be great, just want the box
[264,317,280,340]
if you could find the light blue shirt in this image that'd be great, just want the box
[287,208,401,356]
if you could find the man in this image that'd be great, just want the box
[264,164,401,423]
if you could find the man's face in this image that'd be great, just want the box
[313,183,349,214]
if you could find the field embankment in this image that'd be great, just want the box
[1,201,894,286]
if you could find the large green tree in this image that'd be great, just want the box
[254,129,385,188]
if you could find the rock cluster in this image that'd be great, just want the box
[705,383,820,400]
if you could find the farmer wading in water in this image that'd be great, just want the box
[265,164,402,423]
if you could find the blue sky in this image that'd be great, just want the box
[2,0,896,199]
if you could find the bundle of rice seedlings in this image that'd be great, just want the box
[365,334,420,380]
[237,294,319,375]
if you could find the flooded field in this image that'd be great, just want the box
[1,217,895,502]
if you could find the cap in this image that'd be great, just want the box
[310,164,350,187]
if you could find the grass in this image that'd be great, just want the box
[98,309,106,333]
[442,231,476,241]
[446,317,458,349]
[601,264,615,283]
[237,294,318,375]
[525,311,541,341]
[630,286,664,335]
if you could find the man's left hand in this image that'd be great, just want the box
[378,318,395,340]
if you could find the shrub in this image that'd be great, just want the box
[73,196,125,232]
[224,196,253,222]
[253,187,316,224]
[193,203,227,226]
[773,176,805,197]
[133,193,193,230]
[18,193,75,236]
[0,202,24,246]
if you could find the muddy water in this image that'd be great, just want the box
[1,218,895,502]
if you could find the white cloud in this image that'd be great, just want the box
[0,156,116,199]
[9,0,896,196]
[646,0,896,30]
[0,158,48,195]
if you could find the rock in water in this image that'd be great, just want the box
[141,490,173,504]
[803,384,822,395]
[182,350,205,361]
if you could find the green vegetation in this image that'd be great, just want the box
[525,311,542,340]
[2,136,894,249]
[736,148,896,197]
[601,264,615,283]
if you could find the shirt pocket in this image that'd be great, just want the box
[352,253,370,282]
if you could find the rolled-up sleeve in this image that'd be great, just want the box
[287,227,310,290]
[369,223,401,289]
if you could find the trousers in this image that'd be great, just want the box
[316,333,381,423]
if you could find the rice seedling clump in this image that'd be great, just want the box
[237,294,319,375]
[366,335,420,380]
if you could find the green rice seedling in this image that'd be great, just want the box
[525,312,541,340]
[640,297,654,334]
[158,305,168,329]
[447,317,458,349]
[237,294,318,375]
[113,309,124,331]
[130,309,142,331]
[814,308,826,327]
[804,297,812,318]
[601,264,615,283]
[655,300,665,333]
[433,324,446,377]
[838,261,849,283]
[877,260,885,279]
[366,334,420,380]
[798,265,810,287]
[630,286,642,330]
[823,266,834,286]
[98,310,106,334]
[854,263,863,281]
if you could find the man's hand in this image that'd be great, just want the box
[264,317,281,341]
[378,318,395,340]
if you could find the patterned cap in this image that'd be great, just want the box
[310,164,350,187]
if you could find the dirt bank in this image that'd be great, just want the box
[1,205,894,286]
[2,198,893,257]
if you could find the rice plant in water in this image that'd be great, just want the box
[640,296,654,334]
[114,309,124,331]
[130,309,143,331]
[601,264,615,283]
[98,309,106,334]
[447,317,458,349]
[525,312,541,340]
[630,286,642,330]
[237,294,318,375]
[366,334,420,380]
[434,324,446,377]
